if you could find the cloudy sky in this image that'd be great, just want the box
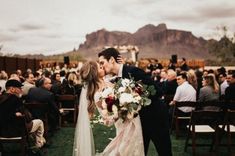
[0,0,235,55]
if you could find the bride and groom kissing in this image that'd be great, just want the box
[73,48,172,156]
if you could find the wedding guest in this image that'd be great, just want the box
[22,73,35,96]
[0,70,8,93]
[51,72,63,95]
[180,57,189,71]
[62,72,82,96]
[27,77,61,132]
[198,75,219,110]
[198,75,219,102]
[225,73,235,101]
[164,69,178,96]
[170,73,196,114]
[218,73,229,99]
[0,79,46,148]
[187,69,198,90]
[16,69,25,82]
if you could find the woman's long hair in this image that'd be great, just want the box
[204,74,219,93]
[80,61,100,115]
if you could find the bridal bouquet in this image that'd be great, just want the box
[100,77,156,122]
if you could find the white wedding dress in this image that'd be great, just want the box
[94,91,145,156]
[73,86,144,156]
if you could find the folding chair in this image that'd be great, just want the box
[220,101,235,152]
[184,101,224,155]
[0,116,29,156]
[171,101,196,138]
[57,94,79,126]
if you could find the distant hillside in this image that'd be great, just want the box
[2,23,216,61]
[77,23,212,59]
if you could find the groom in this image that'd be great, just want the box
[98,48,172,156]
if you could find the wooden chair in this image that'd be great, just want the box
[184,101,224,155]
[24,102,49,138]
[0,116,29,156]
[220,101,235,152]
[57,94,79,126]
[171,101,196,138]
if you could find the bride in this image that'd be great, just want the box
[73,61,144,156]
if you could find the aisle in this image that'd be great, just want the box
[45,125,233,156]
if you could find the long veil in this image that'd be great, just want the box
[73,85,95,156]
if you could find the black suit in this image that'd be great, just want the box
[122,65,172,156]
[27,87,60,131]
[225,83,235,101]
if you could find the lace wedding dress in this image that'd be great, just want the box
[73,86,144,156]
[94,91,145,156]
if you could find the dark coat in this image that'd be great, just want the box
[0,93,24,135]
[27,87,60,117]
[121,65,172,155]
[225,83,235,101]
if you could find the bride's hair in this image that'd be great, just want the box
[80,61,100,115]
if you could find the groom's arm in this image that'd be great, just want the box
[129,67,163,99]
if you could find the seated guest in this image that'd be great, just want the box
[27,77,61,132]
[0,79,45,148]
[218,73,229,100]
[163,69,178,105]
[165,69,178,95]
[22,73,35,96]
[51,72,63,95]
[225,73,235,101]
[170,73,196,114]
[62,72,82,97]
[198,75,220,110]
[9,73,20,81]
[187,69,198,91]
[0,70,8,93]
[199,75,219,102]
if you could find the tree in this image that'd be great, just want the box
[207,26,235,63]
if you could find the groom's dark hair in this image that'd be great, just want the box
[98,48,120,63]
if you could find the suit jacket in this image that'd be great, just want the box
[27,87,60,118]
[122,65,167,130]
[225,83,235,101]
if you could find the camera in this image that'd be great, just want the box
[147,64,157,71]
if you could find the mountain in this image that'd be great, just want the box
[78,23,211,59]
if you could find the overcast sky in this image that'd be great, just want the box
[0,0,235,55]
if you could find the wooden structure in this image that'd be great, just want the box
[0,56,41,74]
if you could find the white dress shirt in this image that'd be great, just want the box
[173,81,196,112]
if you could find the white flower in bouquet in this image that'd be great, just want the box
[119,93,135,105]
[118,86,126,93]
[101,87,114,98]
[133,95,141,103]
[121,78,131,87]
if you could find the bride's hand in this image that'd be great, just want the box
[96,101,103,109]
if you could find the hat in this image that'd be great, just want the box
[5,79,23,88]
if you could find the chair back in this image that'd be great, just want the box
[224,101,235,125]
[57,94,78,108]
[191,101,224,126]
[24,101,48,119]
[57,94,79,126]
